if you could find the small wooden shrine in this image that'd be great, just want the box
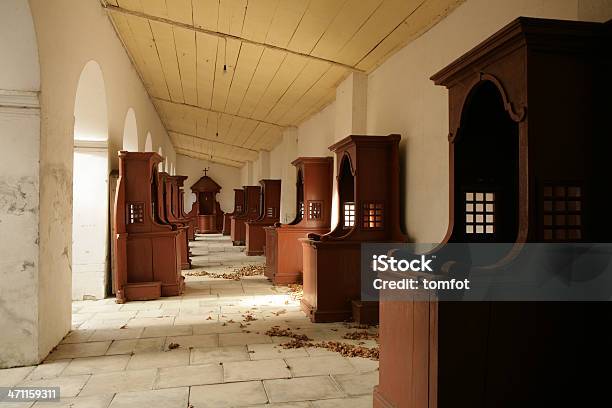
[245,179,281,256]
[300,135,407,324]
[113,151,183,303]
[265,157,333,284]
[190,171,223,234]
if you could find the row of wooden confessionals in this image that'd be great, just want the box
[112,17,611,408]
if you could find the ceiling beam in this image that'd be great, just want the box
[154,97,284,129]
[103,3,364,74]
[168,130,259,154]
[175,147,245,167]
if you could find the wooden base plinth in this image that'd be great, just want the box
[121,281,162,302]
[300,298,352,323]
[351,300,379,325]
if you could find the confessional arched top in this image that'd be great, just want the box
[289,169,305,225]
[335,153,355,237]
[450,79,519,243]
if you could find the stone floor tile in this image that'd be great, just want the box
[310,395,372,408]
[88,328,143,342]
[78,320,129,331]
[190,346,250,365]
[163,334,218,350]
[155,363,223,388]
[219,332,273,346]
[32,394,114,408]
[108,387,188,408]
[285,355,354,377]
[189,380,268,408]
[46,342,111,361]
[247,344,308,361]
[105,338,164,355]
[90,311,137,321]
[264,376,344,403]
[19,374,90,398]
[173,315,218,326]
[135,309,178,318]
[79,368,157,396]
[346,356,379,373]
[126,350,190,370]
[119,302,162,311]
[332,371,379,396]
[223,359,291,382]
[243,403,311,408]
[25,360,70,380]
[140,325,192,338]
[0,366,35,386]
[62,354,130,375]
[60,330,94,344]
[192,322,243,335]
[126,317,175,328]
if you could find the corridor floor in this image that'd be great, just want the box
[0,234,378,407]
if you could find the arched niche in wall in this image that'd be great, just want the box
[122,108,139,151]
[72,60,110,300]
[144,132,153,152]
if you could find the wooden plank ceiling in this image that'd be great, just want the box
[104,0,463,167]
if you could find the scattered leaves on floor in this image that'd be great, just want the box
[243,313,257,322]
[265,326,312,341]
[287,284,303,301]
[342,330,379,341]
[186,264,266,281]
[168,342,180,350]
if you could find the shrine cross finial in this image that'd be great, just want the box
[203,167,209,177]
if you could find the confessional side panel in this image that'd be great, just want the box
[126,237,154,283]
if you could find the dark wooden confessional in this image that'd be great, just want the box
[375,17,612,408]
[231,185,261,245]
[265,157,333,284]
[113,152,184,303]
[301,135,407,324]
[175,175,196,241]
[159,173,191,270]
[245,179,281,256]
[223,189,244,235]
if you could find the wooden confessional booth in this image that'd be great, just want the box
[301,135,407,324]
[223,189,244,235]
[375,17,612,408]
[159,173,191,270]
[245,179,281,256]
[231,185,261,246]
[191,174,224,234]
[175,175,196,241]
[265,157,333,284]
[113,152,183,303]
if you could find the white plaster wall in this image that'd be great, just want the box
[0,0,41,368]
[270,129,298,223]
[28,0,177,360]
[297,103,335,157]
[71,148,108,300]
[176,154,242,214]
[0,96,41,367]
[0,0,39,92]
